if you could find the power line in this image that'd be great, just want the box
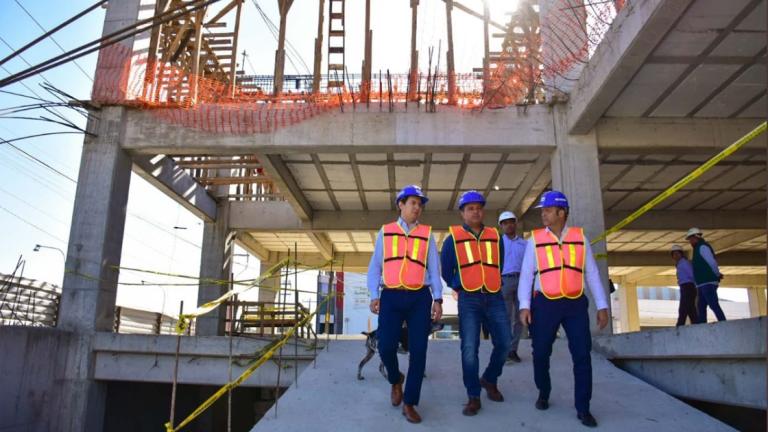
[0,136,77,183]
[0,203,68,244]
[13,0,94,82]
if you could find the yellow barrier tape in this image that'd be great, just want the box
[174,258,291,334]
[164,294,333,432]
[591,121,766,250]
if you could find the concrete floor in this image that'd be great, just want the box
[252,338,734,431]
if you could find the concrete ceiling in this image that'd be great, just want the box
[606,0,766,119]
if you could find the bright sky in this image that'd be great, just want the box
[0,0,749,319]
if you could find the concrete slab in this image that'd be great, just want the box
[252,339,733,431]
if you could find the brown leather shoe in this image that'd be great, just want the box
[462,397,481,416]
[402,404,422,423]
[480,378,504,402]
[391,373,405,406]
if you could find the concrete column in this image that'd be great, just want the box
[197,201,233,336]
[618,281,640,333]
[747,287,767,317]
[59,107,131,332]
[258,258,281,303]
[54,106,131,432]
[550,104,612,334]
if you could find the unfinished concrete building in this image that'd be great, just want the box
[1,0,766,431]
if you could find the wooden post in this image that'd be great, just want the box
[273,0,294,97]
[445,0,456,104]
[482,0,490,101]
[229,0,243,97]
[190,8,205,103]
[408,0,419,101]
[361,0,372,104]
[312,0,325,94]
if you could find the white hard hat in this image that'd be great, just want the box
[498,211,517,224]
[685,227,702,239]
[670,245,684,253]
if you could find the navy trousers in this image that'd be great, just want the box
[530,294,592,414]
[458,290,511,398]
[377,287,432,406]
[697,283,726,322]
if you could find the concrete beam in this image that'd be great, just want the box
[567,0,694,133]
[230,201,766,233]
[307,232,333,260]
[272,251,371,272]
[622,267,669,284]
[257,155,313,221]
[92,333,312,387]
[229,201,519,231]
[608,251,764,267]
[122,106,556,155]
[596,117,767,153]
[132,155,217,222]
[234,231,270,261]
[709,229,765,253]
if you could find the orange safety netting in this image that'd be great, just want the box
[91,1,627,134]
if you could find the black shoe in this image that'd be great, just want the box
[535,398,549,410]
[578,412,598,427]
[507,351,522,363]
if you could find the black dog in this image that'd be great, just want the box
[357,321,444,380]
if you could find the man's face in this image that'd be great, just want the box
[540,206,565,227]
[461,202,484,226]
[687,235,699,247]
[671,251,682,262]
[500,219,517,236]
[398,196,424,221]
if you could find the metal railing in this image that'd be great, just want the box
[0,273,60,327]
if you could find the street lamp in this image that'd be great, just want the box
[33,244,66,261]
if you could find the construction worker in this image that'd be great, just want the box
[517,190,609,428]
[498,210,528,363]
[366,184,443,424]
[440,190,510,416]
[685,228,726,323]
[671,245,698,326]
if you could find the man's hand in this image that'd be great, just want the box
[719,273,724,281]
[597,309,609,330]
[432,302,443,321]
[519,309,532,326]
[369,299,380,315]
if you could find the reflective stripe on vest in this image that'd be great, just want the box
[449,225,501,292]
[532,227,586,299]
[382,222,431,290]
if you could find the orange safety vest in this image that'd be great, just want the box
[381,222,431,290]
[449,225,501,292]
[532,227,586,299]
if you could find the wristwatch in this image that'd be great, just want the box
[433,298,443,304]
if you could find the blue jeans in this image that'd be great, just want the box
[378,288,432,406]
[458,290,511,398]
[530,294,592,414]
[697,283,726,322]
[502,273,523,352]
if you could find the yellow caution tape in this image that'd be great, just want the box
[591,121,766,251]
[165,294,333,432]
[175,258,291,334]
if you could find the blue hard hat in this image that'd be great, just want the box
[396,184,429,205]
[536,190,569,209]
[458,190,486,209]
